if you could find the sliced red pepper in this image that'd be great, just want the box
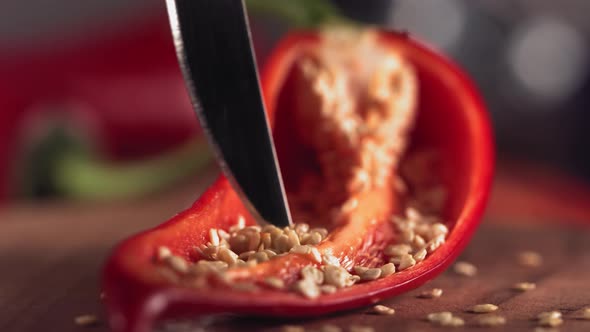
[102,29,494,332]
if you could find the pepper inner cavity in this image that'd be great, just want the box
[155,29,449,298]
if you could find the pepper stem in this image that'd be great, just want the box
[53,138,212,200]
[246,0,351,28]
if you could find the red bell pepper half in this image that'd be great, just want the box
[102,29,494,332]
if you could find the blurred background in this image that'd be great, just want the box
[1,0,589,205]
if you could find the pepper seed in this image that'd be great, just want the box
[418,288,443,299]
[398,254,416,270]
[74,314,98,326]
[380,263,396,277]
[513,282,536,292]
[371,304,395,315]
[476,315,506,327]
[471,303,498,313]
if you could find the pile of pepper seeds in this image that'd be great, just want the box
[156,203,448,299]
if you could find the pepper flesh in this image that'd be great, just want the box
[102,29,494,332]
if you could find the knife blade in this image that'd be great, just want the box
[166,0,293,227]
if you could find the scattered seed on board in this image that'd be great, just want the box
[371,304,395,315]
[349,325,375,332]
[513,282,536,292]
[74,314,98,326]
[517,251,543,267]
[538,316,563,327]
[453,261,477,276]
[282,325,305,332]
[427,311,454,326]
[471,303,498,313]
[446,317,465,327]
[320,324,342,332]
[582,307,590,320]
[476,315,506,327]
[418,288,443,299]
[537,311,561,320]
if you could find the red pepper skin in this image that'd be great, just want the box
[102,30,494,332]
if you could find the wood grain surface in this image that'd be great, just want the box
[0,169,589,332]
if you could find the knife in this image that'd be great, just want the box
[166,0,293,227]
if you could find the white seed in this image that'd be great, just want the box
[444,317,465,327]
[303,231,323,245]
[513,282,536,291]
[322,252,340,266]
[246,229,261,251]
[517,251,543,267]
[430,223,449,237]
[311,228,329,239]
[359,268,382,281]
[418,288,443,299]
[426,234,445,253]
[295,223,310,234]
[248,251,269,263]
[398,254,416,271]
[209,228,220,246]
[412,235,426,248]
[427,311,453,324]
[287,229,301,248]
[275,234,291,253]
[238,250,256,260]
[453,261,477,277]
[406,207,421,221]
[301,266,324,284]
[401,228,415,243]
[538,316,563,327]
[471,304,498,313]
[476,315,506,327]
[537,311,561,320]
[413,248,427,262]
[260,232,272,249]
[74,314,98,326]
[380,263,396,277]
[291,245,312,254]
[372,304,395,315]
[166,256,189,274]
[264,277,285,289]
[389,257,402,265]
[217,247,238,265]
[324,265,353,288]
[236,215,246,229]
[384,244,412,257]
[320,285,337,294]
[293,278,320,299]
[263,249,277,258]
[157,246,172,260]
[354,266,368,274]
[309,247,323,263]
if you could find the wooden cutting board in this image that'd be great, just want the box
[0,168,589,332]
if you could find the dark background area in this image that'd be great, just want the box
[2,0,590,201]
